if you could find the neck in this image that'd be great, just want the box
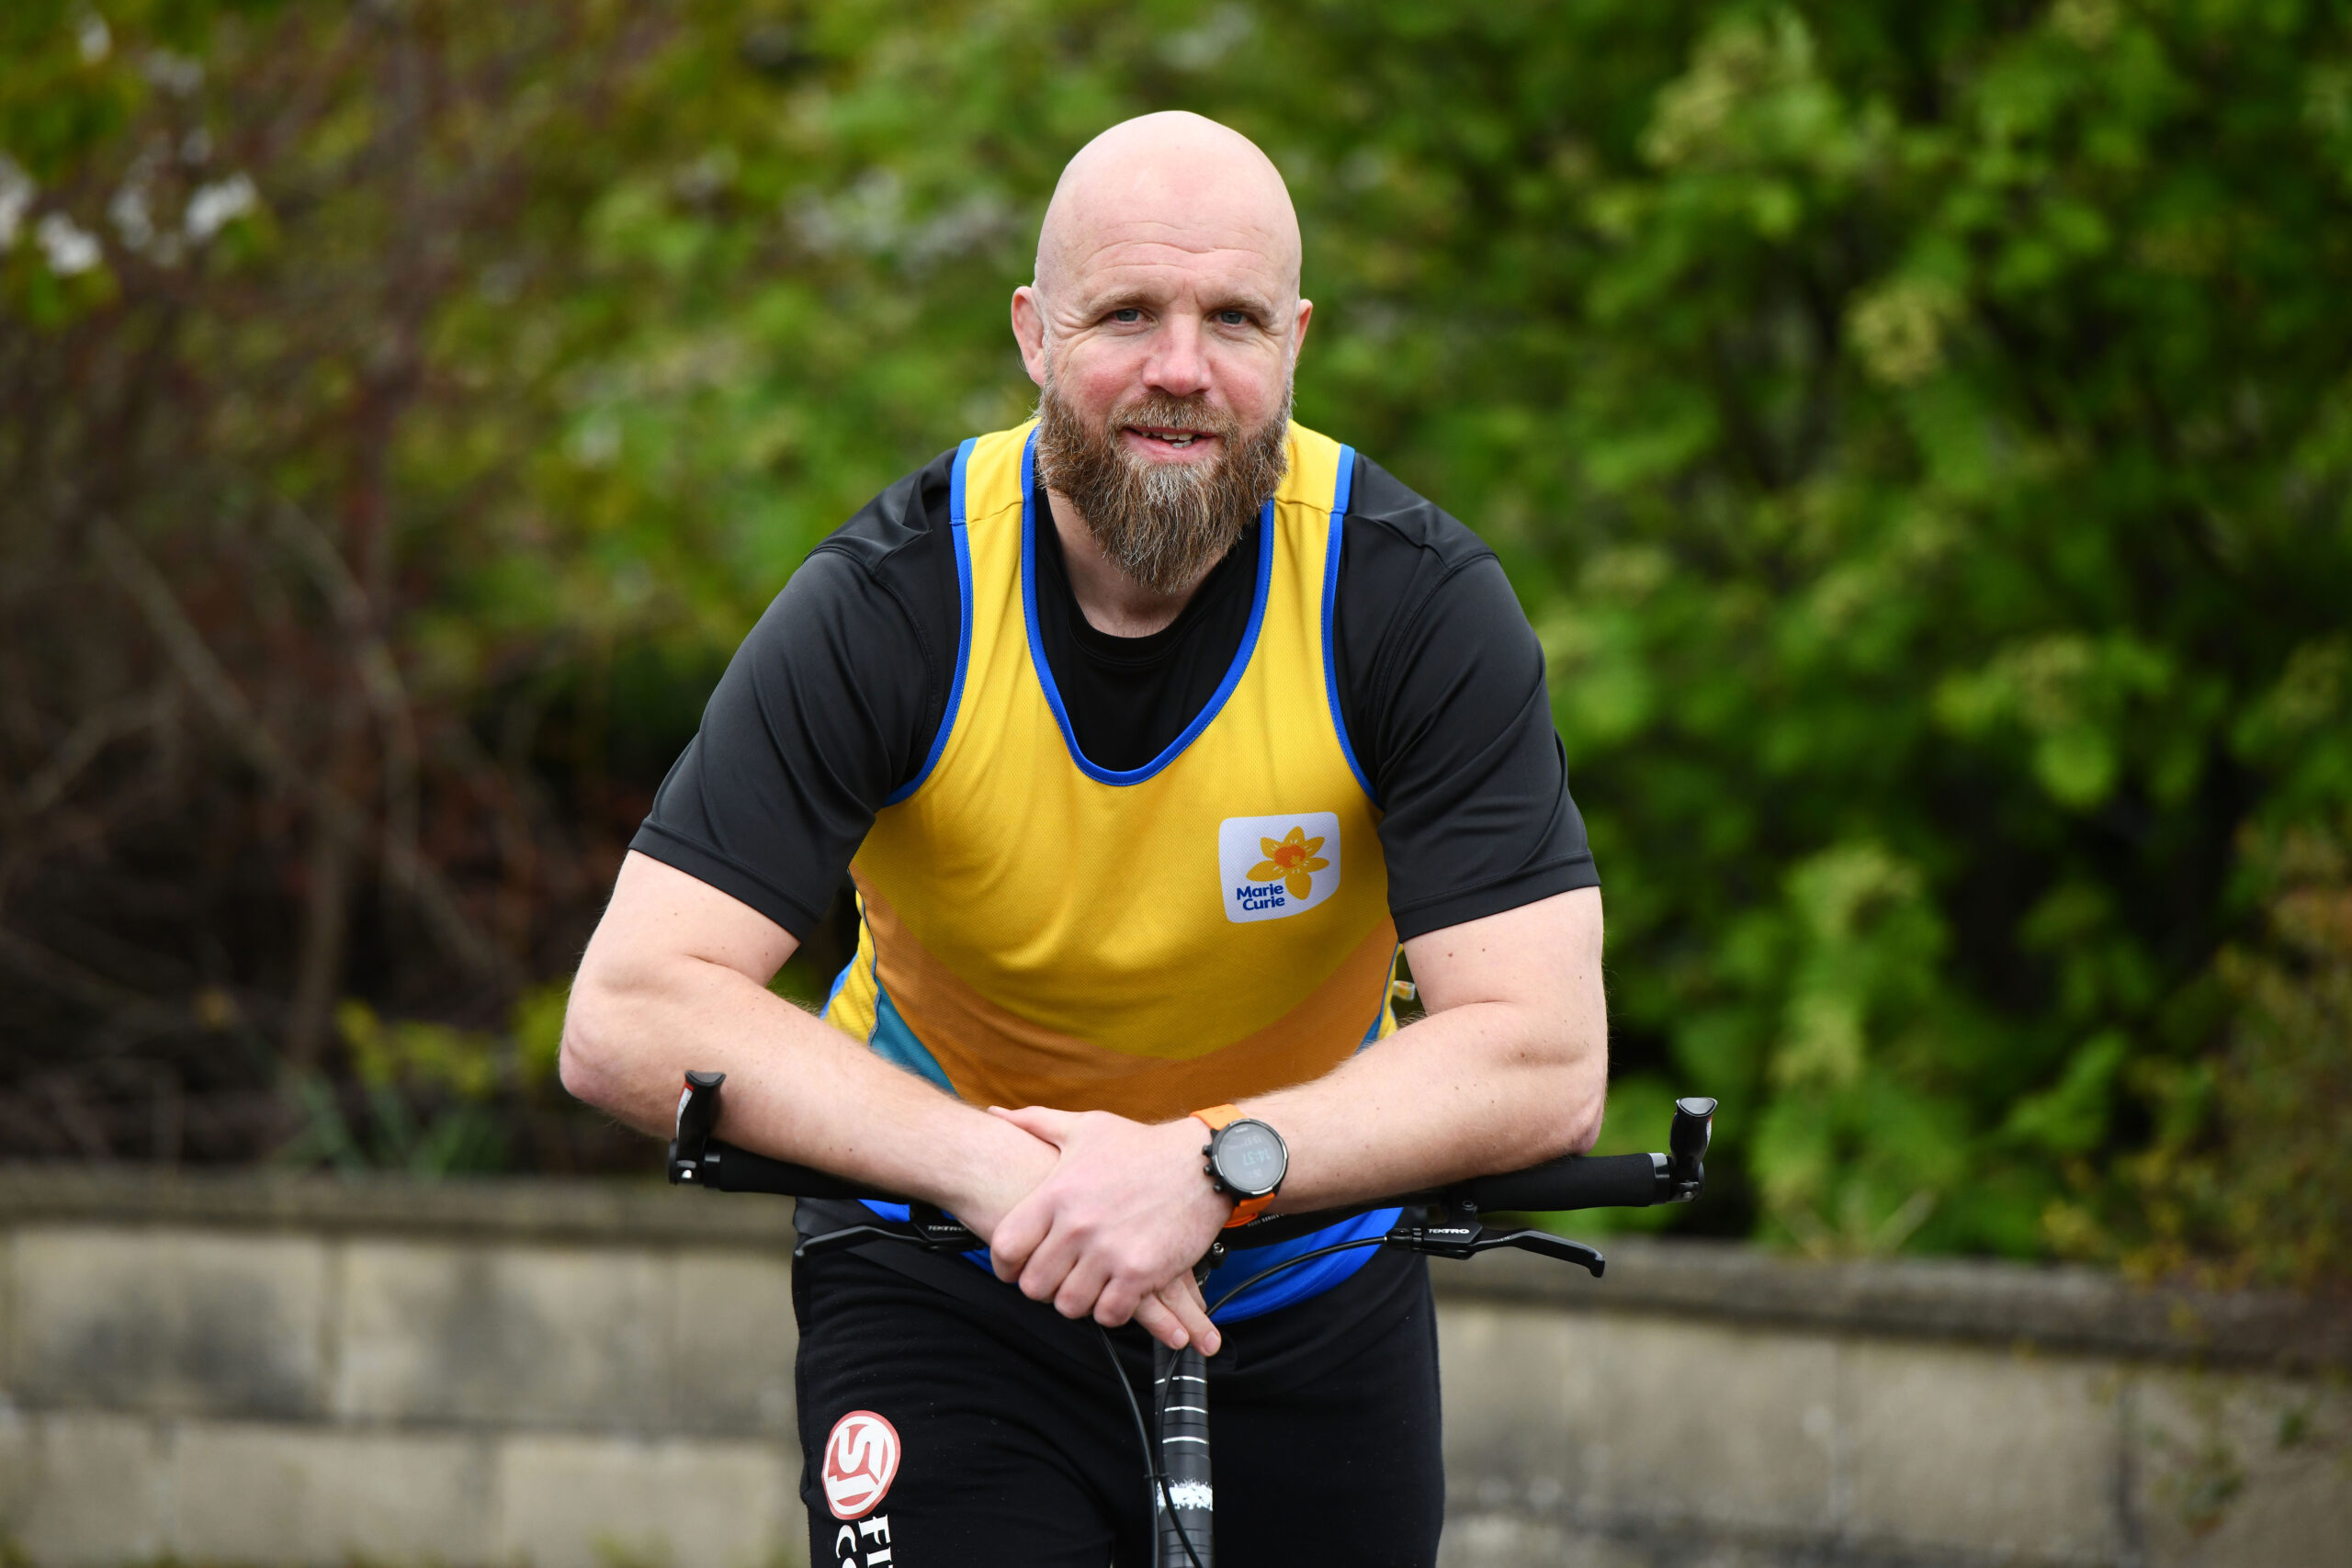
[1045,490,1218,637]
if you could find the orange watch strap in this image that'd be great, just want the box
[1223,1192,1276,1228]
[1192,1105,1277,1227]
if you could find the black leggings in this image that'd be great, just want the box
[793,1241,1445,1568]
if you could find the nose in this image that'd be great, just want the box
[1143,311,1214,400]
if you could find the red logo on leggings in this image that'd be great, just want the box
[822,1410,901,1518]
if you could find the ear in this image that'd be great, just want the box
[1290,297,1314,366]
[1012,287,1052,387]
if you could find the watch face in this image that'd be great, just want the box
[1215,1120,1287,1198]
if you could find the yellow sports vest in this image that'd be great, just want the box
[821,420,1396,1122]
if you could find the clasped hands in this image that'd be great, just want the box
[960,1106,1238,1356]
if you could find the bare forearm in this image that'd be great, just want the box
[559,855,1049,1225]
[1243,886,1608,1211]
[1244,999,1603,1211]
[564,967,995,1198]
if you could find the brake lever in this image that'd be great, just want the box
[1382,1195,1606,1277]
[792,1202,981,1261]
[1482,1228,1606,1277]
[794,1223,924,1260]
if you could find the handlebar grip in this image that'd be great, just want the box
[700,1142,901,1203]
[1458,1152,1664,1212]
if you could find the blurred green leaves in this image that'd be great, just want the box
[3,0,2346,1269]
[277,985,572,1178]
[1935,634,2181,810]
[2103,816,2352,1290]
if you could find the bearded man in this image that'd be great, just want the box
[560,111,1607,1567]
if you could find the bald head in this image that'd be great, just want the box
[1034,112,1300,305]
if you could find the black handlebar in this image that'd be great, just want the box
[682,1145,897,1203]
[667,1073,1716,1234]
[668,1068,906,1201]
[1458,1095,1715,1210]
[1458,1150,1666,1212]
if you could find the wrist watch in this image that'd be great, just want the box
[1192,1104,1288,1228]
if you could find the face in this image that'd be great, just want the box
[1013,191,1313,592]
[1016,229,1308,459]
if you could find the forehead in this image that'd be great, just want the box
[1064,232,1291,311]
[1046,163,1299,310]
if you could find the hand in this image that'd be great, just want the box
[1135,1269,1216,1359]
[985,1106,1233,1354]
[936,1114,1061,1243]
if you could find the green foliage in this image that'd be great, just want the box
[4,0,2347,1272]
[1487,0,2352,1264]
[276,984,574,1177]
[2107,816,2352,1290]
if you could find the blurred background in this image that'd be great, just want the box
[4,0,2349,1285]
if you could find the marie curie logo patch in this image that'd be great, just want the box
[1219,813,1341,923]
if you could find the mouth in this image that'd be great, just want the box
[1123,425,1221,456]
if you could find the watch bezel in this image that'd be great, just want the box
[1204,1117,1288,1201]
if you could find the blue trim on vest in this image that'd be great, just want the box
[1329,443,1356,530]
[823,905,877,1022]
[859,1201,1395,1322]
[1198,1205,1399,1323]
[883,436,978,807]
[1321,446,1377,805]
[1021,428,1278,787]
[1359,967,1393,1048]
[868,983,957,1093]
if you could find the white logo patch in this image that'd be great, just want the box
[821,1410,900,1519]
[1218,812,1342,923]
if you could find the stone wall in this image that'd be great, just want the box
[0,1168,2342,1568]
[1434,1249,2346,1567]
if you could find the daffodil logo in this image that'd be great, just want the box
[1248,827,1329,902]
[1218,812,1342,923]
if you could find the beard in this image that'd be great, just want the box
[1033,378,1292,596]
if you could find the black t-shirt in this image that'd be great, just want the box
[632,446,1597,945]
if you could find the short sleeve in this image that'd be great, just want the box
[1333,457,1599,942]
[628,454,961,937]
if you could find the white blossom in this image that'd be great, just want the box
[185,173,257,241]
[109,179,154,252]
[37,213,101,276]
[143,49,205,95]
[0,156,33,250]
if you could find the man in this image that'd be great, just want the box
[560,111,1606,1567]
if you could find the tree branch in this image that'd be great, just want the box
[273,500,423,899]
[91,517,511,984]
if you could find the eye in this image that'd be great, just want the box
[1110,307,1144,323]
[1216,309,1250,326]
